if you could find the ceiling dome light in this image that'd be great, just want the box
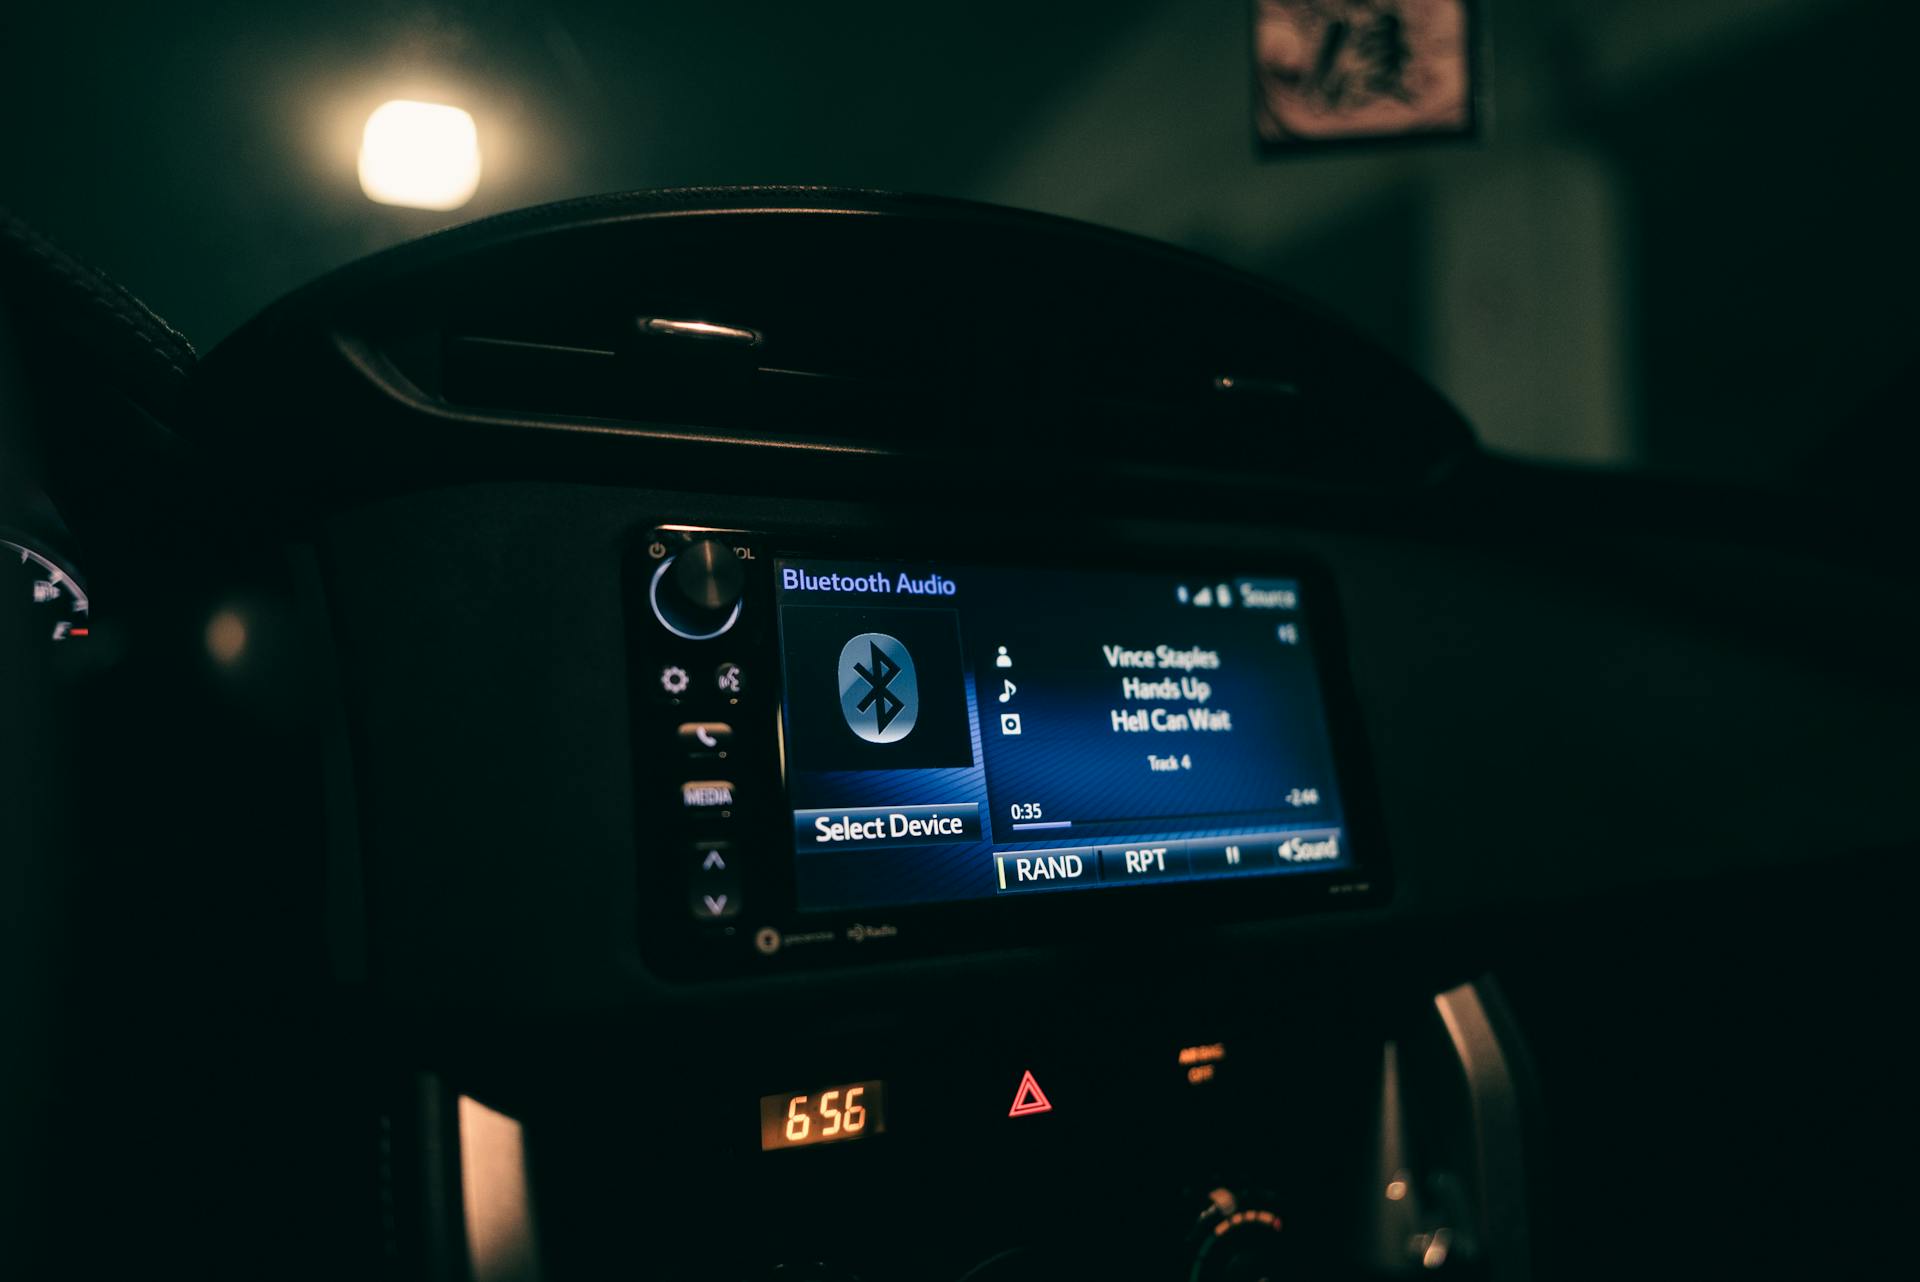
[357,100,481,211]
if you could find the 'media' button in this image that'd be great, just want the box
[994,848,1099,893]
[682,780,736,809]
[795,803,983,851]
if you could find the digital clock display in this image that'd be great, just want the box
[758,1080,886,1151]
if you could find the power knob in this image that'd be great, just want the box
[649,538,745,640]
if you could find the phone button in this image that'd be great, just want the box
[676,721,735,759]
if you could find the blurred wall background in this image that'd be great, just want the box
[1,0,1913,485]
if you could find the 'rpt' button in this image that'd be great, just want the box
[1098,841,1190,883]
[682,780,736,811]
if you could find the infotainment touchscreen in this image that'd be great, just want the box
[775,558,1356,913]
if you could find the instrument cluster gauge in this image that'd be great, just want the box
[1188,1187,1290,1282]
[3,537,90,642]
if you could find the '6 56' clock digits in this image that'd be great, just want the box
[758,1080,886,1151]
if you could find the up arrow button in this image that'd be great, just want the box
[702,848,728,872]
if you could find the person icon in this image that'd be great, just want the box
[995,646,1013,668]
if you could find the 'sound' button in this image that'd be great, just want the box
[1272,830,1344,866]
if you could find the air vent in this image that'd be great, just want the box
[403,313,1351,476]
[285,194,1473,488]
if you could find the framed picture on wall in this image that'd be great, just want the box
[1254,0,1478,151]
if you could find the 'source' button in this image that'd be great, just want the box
[994,847,1099,893]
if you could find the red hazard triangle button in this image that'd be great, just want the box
[1007,1069,1053,1117]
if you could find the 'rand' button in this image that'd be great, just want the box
[994,848,1099,894]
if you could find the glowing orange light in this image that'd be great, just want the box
[1178,1042,1227,1066]
[1186,1064,1217,1085]
[457,1095,540,1277]
[205,608,248,665]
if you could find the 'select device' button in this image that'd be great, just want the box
[994,848,1099,893]
[794,803,982,851]
[1097,841,1191,883]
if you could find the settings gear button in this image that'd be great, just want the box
[658,664,691,697]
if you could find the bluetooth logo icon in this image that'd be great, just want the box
[838,632,919,744]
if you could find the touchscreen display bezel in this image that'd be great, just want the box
[631,522,1391,977]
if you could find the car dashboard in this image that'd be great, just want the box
[2,189,1914,1281]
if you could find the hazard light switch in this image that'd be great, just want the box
[1008,1069,1053,1118]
